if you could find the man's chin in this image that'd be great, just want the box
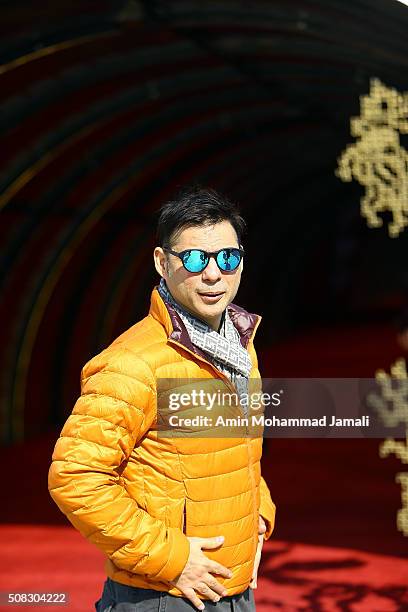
[192,303,229,328]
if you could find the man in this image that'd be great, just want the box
[48,186,276,611]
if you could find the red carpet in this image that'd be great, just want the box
[255,541,408,611]
[1,525,408,611]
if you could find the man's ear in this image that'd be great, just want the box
[153,246,168,278]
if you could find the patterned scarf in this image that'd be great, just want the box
[157,278,252,408]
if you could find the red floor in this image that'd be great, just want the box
[1,525,407,611]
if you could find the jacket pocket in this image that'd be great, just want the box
[181,499,187,534]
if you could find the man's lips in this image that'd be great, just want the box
[197,291,225,303]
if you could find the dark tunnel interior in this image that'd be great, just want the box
[2,0,408,441]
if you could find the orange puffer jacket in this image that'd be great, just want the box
[48,285,276,597]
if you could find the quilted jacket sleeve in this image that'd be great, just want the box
[48,347,190,582]
[259,475,276,540]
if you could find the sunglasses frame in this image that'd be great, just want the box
[163,247,245,272]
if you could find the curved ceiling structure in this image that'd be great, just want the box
[1,0,408,442]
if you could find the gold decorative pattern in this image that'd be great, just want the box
[368,357,408,536]
[336,78,408,238]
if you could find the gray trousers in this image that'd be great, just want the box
[95,578,256,611]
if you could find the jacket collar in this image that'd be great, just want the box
[149,285,261,356]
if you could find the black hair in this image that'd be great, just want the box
[156,185,247,248]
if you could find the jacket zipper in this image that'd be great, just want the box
[169,316,262,562]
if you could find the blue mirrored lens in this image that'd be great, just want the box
[183,250,208,272]
[217,249,241,271]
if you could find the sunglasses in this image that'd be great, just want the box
[163,247,245,273]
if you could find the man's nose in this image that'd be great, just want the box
[202,256,222,281]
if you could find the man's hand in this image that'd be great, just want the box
[169,535,232,611]
[249,515,267,589]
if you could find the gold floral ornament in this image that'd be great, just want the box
[336,78,408,237]
[368,358,408,535]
